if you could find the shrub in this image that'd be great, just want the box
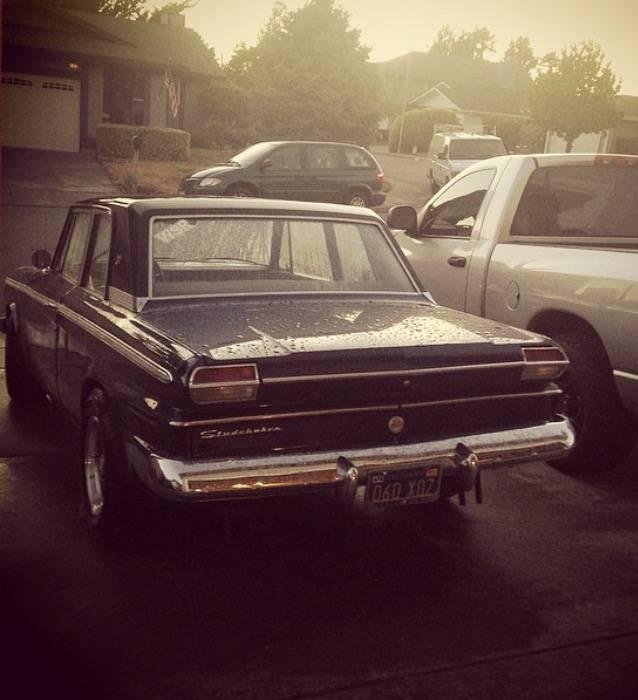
[96,124,191,161]
[388,109,459,154]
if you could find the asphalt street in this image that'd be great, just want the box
[1,330,637,699]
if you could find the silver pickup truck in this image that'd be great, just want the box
[389,153,638,473]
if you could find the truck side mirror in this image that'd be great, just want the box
[32,249,51,270]
[387,205,417,235]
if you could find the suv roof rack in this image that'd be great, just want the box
[433,124,497,136]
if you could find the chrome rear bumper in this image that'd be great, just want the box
[126,417,574,502]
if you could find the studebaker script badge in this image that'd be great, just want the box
[200,426,284,440]
[388,416,405,435]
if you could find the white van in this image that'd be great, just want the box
[428,130,506,192]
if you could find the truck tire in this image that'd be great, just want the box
[550,332,635,473]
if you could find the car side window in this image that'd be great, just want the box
[59,210,92,284]
[344,148,373,169]
[269,145,301,170]
[420,169,495,237]
[306,145,342,169]
[85,213,112,297]
[511,164,638,239]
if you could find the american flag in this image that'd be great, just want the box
[164,70,181,120]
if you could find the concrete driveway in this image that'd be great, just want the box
[0,147,118,296]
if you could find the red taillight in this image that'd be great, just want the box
[376,171,384,184]
[189,364,259,404]
[521,347,568,380]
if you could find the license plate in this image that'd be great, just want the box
[366,466,441,506]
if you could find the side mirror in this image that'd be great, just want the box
[260,158,273,170]
[32,249,51,270]
[387,205,418,236]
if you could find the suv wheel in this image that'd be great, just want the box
[345,189,370,207]
[227,184,257,198]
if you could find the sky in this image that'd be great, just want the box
[152,0,638,94]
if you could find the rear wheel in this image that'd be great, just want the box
[345,189,370,207]
[550,331,635,473]
[81,388,136,544]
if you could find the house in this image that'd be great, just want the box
[544,95,638,154]
[407,81,528,133]
[1,0,219,152]
[375,51,530,136]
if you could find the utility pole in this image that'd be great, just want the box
[396,52,412,154]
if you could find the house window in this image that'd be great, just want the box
[103,66,150,126]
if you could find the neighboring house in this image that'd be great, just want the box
[407,81,528,132]
[1,0,219,152]
[375,51,530,137]
[544,95,638,155]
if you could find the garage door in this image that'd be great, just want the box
[1,72,80,152]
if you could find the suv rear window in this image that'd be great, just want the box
[449,139,506,160]
[511,164,638,239]
[344,147,374,169]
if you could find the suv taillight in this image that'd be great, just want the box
[376,171,384,186]
[189,364,259,404]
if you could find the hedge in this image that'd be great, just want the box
[96,124,191,160]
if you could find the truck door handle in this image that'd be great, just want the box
[448,256,467,268]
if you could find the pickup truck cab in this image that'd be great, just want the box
[389,153,638,473]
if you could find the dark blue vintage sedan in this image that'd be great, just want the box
[2,197,574,542]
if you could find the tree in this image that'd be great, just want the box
[195,78,255,148]
[224,0,381,144]
[529,41,621,152]
[429,26,495,61]
[504,37,537,73]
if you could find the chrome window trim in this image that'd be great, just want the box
[147,213,422,300]
[106,286,136,311]
[614,369,638,382]
[261,360,528,384]
[58,306,173,384]
[168,387,562,428]
[5,279,58,309]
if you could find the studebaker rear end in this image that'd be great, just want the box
[2,197,574,542]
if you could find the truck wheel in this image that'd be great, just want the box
[550,332,636,473]
[81,388,134,544]
[5,317,42,409]
[227,183,257,198]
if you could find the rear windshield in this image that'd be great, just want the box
[450,139,506,160]
[150,217,417,298]
[511,164,638,238]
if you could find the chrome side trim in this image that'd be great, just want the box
[106,286,136,311]
[58,306,173,384]
[5,279,58,309]
[261,361,526,384]
[128,417,575,501]
[168,388,562,428]
[614,369,638,382]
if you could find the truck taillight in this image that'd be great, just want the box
[521,347,568,380]
[377,171,384,185]
[189,364,259,404]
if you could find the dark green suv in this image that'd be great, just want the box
[179,141,386,208]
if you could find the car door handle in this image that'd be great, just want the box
[448,256,467,268]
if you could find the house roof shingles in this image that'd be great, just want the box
[410,81,527,117]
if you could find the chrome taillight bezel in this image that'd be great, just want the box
[521,346,569,380]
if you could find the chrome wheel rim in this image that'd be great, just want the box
[84,415,105,518]
[348,195,367,207]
